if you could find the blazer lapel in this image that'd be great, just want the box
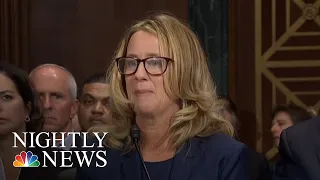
[120,151,141,180]
[170,139,199,180]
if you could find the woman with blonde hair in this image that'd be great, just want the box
[76,13,249,180]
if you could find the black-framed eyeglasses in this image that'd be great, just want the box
[116,57,173,75]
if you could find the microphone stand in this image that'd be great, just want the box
[131,124,152,180]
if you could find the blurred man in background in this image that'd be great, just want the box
[30,64,78,133]
[78,73,111,132]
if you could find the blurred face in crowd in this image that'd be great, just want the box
[78,83,110,131]
[124,31,177,116]
[271,111,293,146]
[223,110,233,122]
[223,110,239,131]
[30,67,77,132]
[0,73,29,136]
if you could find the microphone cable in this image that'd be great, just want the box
[131,124,152,180]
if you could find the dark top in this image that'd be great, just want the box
[275,116,320,180]
[18,146,67,180]
[76,133,250,180]
[142,158,174,180]
[247,148,271,180]
[18,135,83,180]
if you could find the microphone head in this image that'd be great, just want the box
[130,124,140,139]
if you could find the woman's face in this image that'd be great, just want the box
[124,30,176,116]
[271,111,294,146]
[0,73,29,136]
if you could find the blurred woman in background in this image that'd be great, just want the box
[0,61,43,180]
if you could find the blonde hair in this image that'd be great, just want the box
[91,13,233,151]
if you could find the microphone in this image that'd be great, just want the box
[130,124,152,180]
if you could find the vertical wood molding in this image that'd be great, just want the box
[0,0,29,71]
[229,0,256,149]
[255,0,320,153]
[228,0,237,102]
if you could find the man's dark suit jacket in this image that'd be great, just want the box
[75,133,249,180]
[248,148,271,180]
[277,116,320,180]
[18,146,69,180]
[18,135,83,180]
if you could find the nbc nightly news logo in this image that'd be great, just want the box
[13,151,40,167]
[12,132,108,168]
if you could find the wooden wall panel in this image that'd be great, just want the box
[256,0,320,155]
[0,0,29,70]
[230,0,320,154]
[29,0,77,70]
[28,0,187,84]
[229,0,257,149]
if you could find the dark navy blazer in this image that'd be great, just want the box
[276,116,320,180]
[75,133,249,180]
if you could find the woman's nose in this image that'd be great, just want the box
[134,63,148,80]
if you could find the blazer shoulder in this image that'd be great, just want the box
[284,116,320,138]
[195,133,249,180]
[202,132,246,148]
[198,132,248,156]
[279,116,319,162]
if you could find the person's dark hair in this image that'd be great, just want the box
[0,61,43,132]
[78,73,108,99]
[219,95,237,114]
[218,96,240,136]
[271,104,312,124]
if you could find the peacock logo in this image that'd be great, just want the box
[13,151,40,167]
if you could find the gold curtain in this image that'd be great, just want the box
[0,0,29,70]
